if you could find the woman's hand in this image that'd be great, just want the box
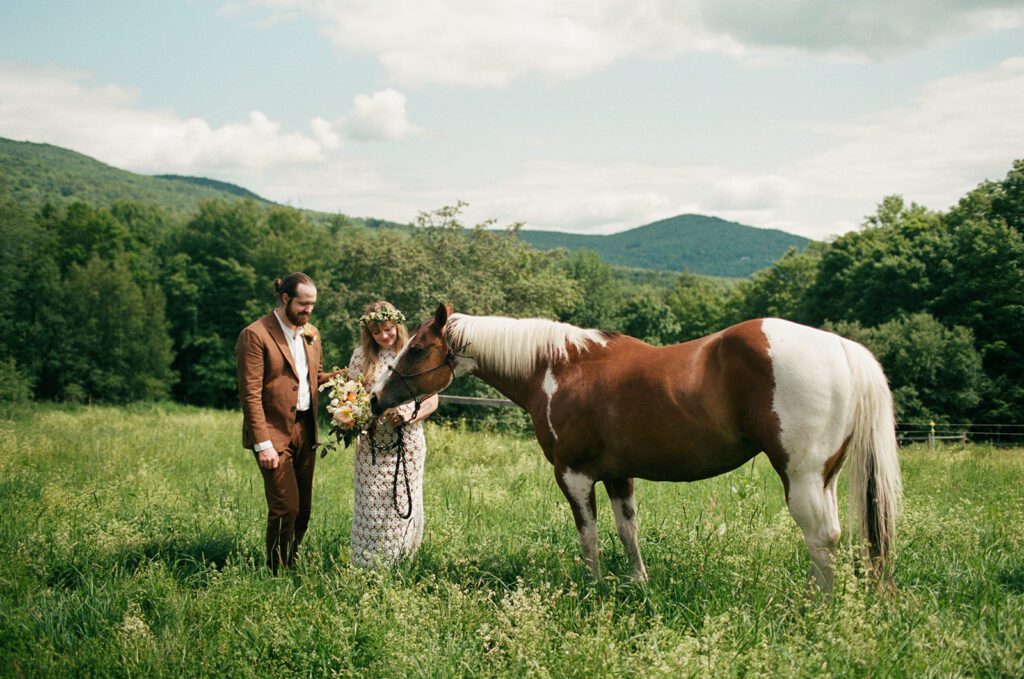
[382,395,439,427]
[383,408,405,427]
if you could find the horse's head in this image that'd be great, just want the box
[370,303,465,415]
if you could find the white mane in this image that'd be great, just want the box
[446,313,608,378]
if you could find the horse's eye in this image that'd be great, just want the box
[407,346,423,356]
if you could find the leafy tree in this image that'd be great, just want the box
[928,215,1024,421]
[806,196,946,327]
[40,201,135,272]
[666,272,732,341]
[992,159,1024,231]
[827,314,984,424]
[0,358,34,402]
[559,250,622,330]
[946,158,1024,233]
[0,195,62,392]
[41,254,175,402]
[618,287,680,345]
[730,244,823,324]
[319,204,583,355]
[161,200,335,406]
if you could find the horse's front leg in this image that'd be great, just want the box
[556,466,600,578]
[605,478,648,582]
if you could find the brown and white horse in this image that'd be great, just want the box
[371,304,903,593]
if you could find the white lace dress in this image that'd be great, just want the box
[348,345,427,568]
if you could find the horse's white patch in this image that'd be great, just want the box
[562,469,598,573]
[370,341,408,398]
[761,318,856,479]
[561,469,594,524]
[543,367,558,441]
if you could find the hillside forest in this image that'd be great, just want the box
[0,159,1021,426]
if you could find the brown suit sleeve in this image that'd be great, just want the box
[315,345,331,387]
[236,326,271,446]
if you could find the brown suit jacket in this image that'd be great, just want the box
[236,311,332,451]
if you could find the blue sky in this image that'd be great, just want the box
[2,0,1022,239]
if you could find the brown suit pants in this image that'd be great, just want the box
[259,409,316,573]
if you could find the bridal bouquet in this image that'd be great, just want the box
[319,368,374,452]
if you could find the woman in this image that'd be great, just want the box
[347,301,438,567]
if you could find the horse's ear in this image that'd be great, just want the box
[434,303,452,328]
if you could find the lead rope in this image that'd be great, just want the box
[391,426,413,520]
[367,398,420,519]
[371,341,468,520]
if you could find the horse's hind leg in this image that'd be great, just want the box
[787,473,841,596]
[556,467,601,578]
[605,478,648,582]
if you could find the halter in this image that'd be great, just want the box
[386,341,471,417]
[368,339,470,519]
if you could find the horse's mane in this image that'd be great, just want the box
[446,313,610,378]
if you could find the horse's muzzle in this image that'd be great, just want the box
[370,393,382,416]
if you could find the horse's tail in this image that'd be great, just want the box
[841,338,903,582]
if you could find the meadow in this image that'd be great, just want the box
[1,403,1022,677]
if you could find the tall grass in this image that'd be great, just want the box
[1,403,1022,677]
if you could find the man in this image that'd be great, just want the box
[236,272,334,573]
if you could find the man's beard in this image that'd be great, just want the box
[285,304,308,326]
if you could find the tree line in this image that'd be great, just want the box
[0,160,1021,425]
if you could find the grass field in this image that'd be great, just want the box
[1,403,1022,677]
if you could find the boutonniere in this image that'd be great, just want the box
[300,325,317,345]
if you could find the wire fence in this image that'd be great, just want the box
[896,422,1024,448]
[435,396,1024,448]
[433,394,528,431]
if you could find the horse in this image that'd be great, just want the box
[371,304,903,594]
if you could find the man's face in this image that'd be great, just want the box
[283,283,317,327]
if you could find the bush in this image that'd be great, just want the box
[827,313,985,423]
[0,358,34,402]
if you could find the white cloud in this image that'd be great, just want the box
[311,116,342,149]
[699,1,1024,60]
[254,160,398,214]
[343,89,421,141]
[705,175,801,211]
[789,56,1024,229]
[242,60,1024,239]
[0,64,419,175]
[243,0,711,86]
[241,0,1024,86]
[0,64,323,172]
[443,160,736,234]
[363,58,1024,240]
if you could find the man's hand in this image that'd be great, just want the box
[257,448,280,470]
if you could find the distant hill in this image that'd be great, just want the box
[153,174,269,201]
[0,137,270,215]
[519,215,810,277]
[0,137,809,277]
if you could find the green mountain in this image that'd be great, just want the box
[1,136,809,277]
[519,215,810,277]
[153,174,268,201]
[0,137,270,215]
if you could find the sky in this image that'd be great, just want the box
[1,1,1023,240]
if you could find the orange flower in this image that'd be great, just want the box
[333,404,355,428]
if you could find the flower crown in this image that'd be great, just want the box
[359,306,406,327]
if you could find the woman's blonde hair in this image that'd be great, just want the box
[359,300,410,379]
